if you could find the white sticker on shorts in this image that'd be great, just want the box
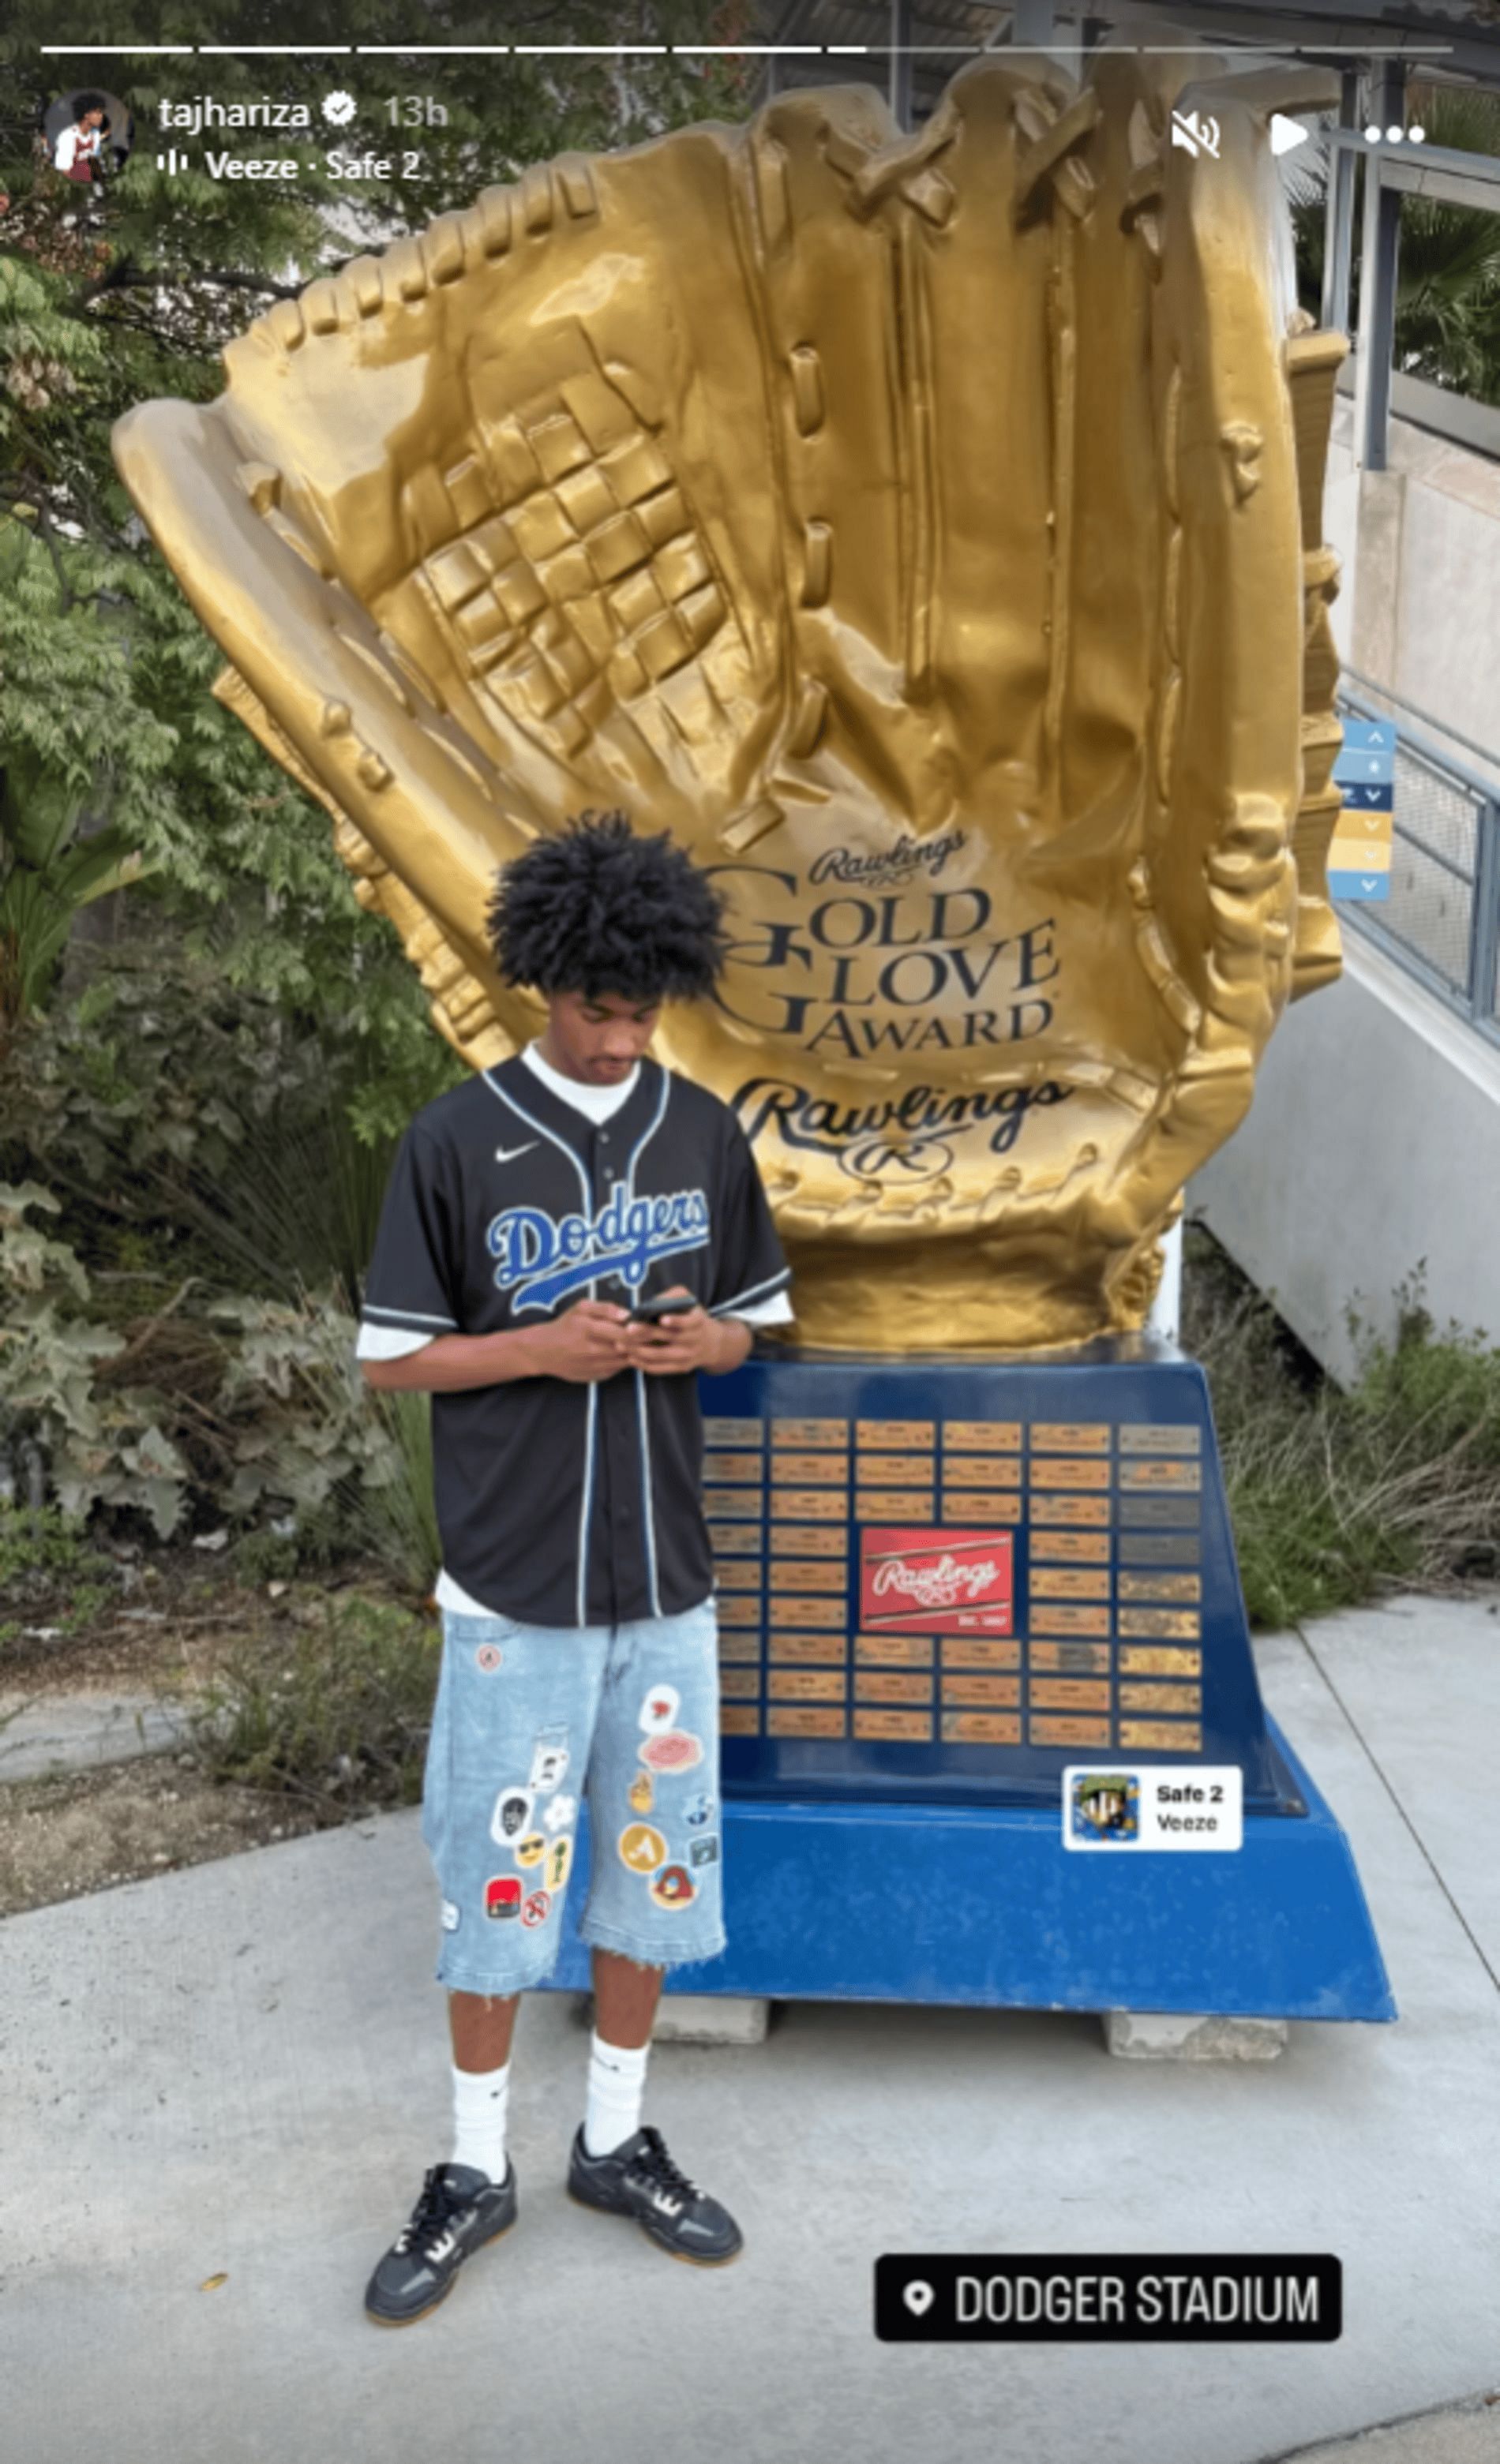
[543,1792,576,1835]
[490,1787,533,1846]
[638,1682,681,1736]
[529,1729,569,1792]
[441,1899,460,1932]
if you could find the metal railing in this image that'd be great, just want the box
[1334,670,1500,1049]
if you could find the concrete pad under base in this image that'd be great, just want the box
[572,1991,771,2046]
[654,1994,770,2046]
[1104,2010,1290,2061]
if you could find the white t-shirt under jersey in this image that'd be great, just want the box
[355,1043,793,1616]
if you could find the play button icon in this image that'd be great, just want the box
[1271,113,1310,156]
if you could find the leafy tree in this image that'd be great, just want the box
[1294,84,1500,407]
[0,0,756,1124]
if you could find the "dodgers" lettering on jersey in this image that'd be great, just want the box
[487,1185,711,1313]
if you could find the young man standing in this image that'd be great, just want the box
[356,812,791,2324]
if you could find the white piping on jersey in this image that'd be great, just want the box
[482,1071,598,1625]
[623,1066,672,1620]
[362,1301,459,1328]
[634,1370,660,1617]
[709,1267,791,1320]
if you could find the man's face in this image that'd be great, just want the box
[542,988,661,1087]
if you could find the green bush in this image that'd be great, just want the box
[181,1590,441,1819]
[1184,1234,1500,1627]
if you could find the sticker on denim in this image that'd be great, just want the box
[545,1835,574,1893]
[490,1788,532,1846]
[628,1771,655,1815]
[530,1730,569,1792]
[514,1832,546,1868]
[688,1835,720,1869]
[638,1682,681,1735]
[521,1889,552,1927]
[441,1898,461,1930]
[543,1792,577,1834]
[637,1730,703,1774]
[619,1822,668,1874]
[485,1876,522,1920]
[650,1864,696,1908]
[474,1642,503,1673]
[683,1791,714,1828]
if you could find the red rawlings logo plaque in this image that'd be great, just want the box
[858,1527,1014,1633]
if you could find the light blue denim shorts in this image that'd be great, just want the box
[422,1596,726,1994]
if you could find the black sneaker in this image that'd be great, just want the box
[567,2124,742,2266]
[364,2159,517,2325]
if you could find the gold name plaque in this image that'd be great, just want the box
[855,1633,935,1666]
[767,1706,846,1738]
[769,1632,849,1665]
[768,1668,847,1702]
[942,1711,1022,1743]
[770,1524,847,1557]
[855,1709,936,1742]
[768,1561,846,1593]
[856,1672,936,1705]
[772,1453,849,1486]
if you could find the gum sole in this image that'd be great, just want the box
[364,2214,516,2326]
[567,2185,742,2267]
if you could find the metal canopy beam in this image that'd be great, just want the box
[1353,61,1407,472]
[1321,71,1359,335]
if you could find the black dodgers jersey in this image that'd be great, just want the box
[360,1054,791,1627]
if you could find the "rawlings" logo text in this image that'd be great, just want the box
[872,1553,1005,1609]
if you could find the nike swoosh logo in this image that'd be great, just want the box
[494,1143,538,1165]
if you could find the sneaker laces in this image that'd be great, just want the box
[627,2125,700,2204]
[394,2166,470,2259]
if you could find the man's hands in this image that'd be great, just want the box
[531,1298,635,1384]
[527,1290,748,1380]
[621,1287,751,1377]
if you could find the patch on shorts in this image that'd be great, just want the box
[474,1642,503,1673]
[650,1863,696,1908]
[543,1792,576,1834]
[521,1889,552,1928]
[688,1835,720,1870]
[490,1787,532,1845]
[530,1729,570,1792]
[485,1876,522,1920]
[637,1730,703,1775]
[545,1835,574,1893]
[514,1831,546,1868]
[441,1897,461,1930]
[628,1771,654,1815]
[638,1682,681,1735]
[618,1822,668,1875]
[683,1791,714,1828]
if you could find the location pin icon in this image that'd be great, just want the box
[903,2279,936,2317]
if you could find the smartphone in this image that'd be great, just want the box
[629,1291,699,1324]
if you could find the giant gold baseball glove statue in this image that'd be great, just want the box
[111,51,1347,1353]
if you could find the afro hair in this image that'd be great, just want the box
[487,810,729,1004]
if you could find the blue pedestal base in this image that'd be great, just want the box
[538,1711,1395,2022]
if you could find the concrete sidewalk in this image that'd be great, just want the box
[2,1593,1498,2464]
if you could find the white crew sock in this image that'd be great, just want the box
[583,2032,650,2157]
[451,2058,511,2183]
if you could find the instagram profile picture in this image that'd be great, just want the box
[43,88,136,187]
